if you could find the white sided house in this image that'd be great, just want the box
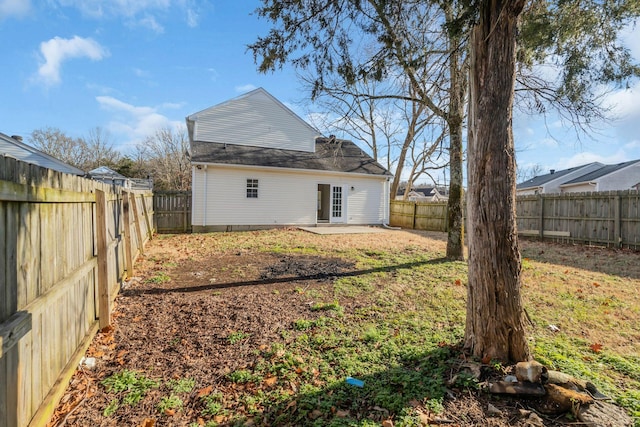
[186,88,392,232]
[516,162,603,195]
[559,159,640,193]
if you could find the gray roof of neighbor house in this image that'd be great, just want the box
[0,132,85,175]
[397,187,436,197]
[191,136,391,176]
[89,166,127,178]
[562,159,640,185]
[516,163,602,189]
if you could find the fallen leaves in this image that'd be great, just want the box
[196,386,213,397]
[590,343,603,353]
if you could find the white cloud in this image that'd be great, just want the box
[35,36,108,86]
[555,149,630,169]
[138,15,164,33]
[96,95,183,147]
[536,137,559,148]
[235,84,257,93]
[624,140,640,150]
[603,81,640,144]
[52,0,199,30]
[0,0,31,19]
[56,0,170,18]
[620,23,640,61]
[185,7,198,27]
[133,68,150,78]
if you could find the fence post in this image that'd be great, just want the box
[614,194,621,248]
[95,189,110,329]
[183,193,188,233]
[122,192,133,278]
[130,194,144,254]
[412,202,418,230]
[538,194,545,240]
[140,194,153,240]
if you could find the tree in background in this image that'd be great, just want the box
[137,127,191,191]
[29,127,91,169]
[28,126,191,191]
[303,74,449,201]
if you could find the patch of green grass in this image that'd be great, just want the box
[101,370,159,407]
[157,395,183,413]
[102,399,119,417]
[146,271,171,284]
[227,331,250,344]
[168,377,196,393]
[201,392,225,417]
[294,317,329,330]
[227,369,253,383]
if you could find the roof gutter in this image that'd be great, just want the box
[190,161,392,179]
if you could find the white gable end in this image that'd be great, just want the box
[188,88,319,152]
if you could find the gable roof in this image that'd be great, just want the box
[0,132,85,175]
[191,136,391,176]
[561,159,640,186]
[89,166,127,178]
[186,88,319,152]
[517,163,603,189]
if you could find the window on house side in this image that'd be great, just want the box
[247,179,259,198]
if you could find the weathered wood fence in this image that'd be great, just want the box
[153,191,191,233]
[390,190,640,250]
[0,156,154,427]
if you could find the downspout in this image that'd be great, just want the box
[382,177,401,229]
[202,165,207,227]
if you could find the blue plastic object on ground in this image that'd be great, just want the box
[346,377,365,387]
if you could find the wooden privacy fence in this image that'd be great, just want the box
[389,190,640,250]
[0,156,154,427]
[153,191,191,233]
[389,200,451,231]
[516,191,640,249]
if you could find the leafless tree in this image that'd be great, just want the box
[137,127,191,191]
[29,127,89,170]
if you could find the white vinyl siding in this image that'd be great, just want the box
[190,89,318,152]
[346,180,389,224]
[595,163,640,191]
[192,166,388,226]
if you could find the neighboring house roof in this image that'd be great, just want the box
[561,159,640,186]
[89,166,127,179]
[0,132,85,175]
[516,163,603,190]
[191,137,391,176]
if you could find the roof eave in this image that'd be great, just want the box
[190,161,391,178]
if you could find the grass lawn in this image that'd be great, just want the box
[51,229,640,426]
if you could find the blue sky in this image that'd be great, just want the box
[1,0,639,181]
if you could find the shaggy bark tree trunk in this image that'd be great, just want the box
[464,0,530,362]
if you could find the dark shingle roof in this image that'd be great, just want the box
[191,137,391,176]
[562,159,640,185]
[516,163,600,189]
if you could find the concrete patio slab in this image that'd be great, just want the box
[298,226,390,235]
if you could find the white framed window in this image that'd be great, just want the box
[246,179,259,198]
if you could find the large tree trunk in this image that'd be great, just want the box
[464,0,530,362]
